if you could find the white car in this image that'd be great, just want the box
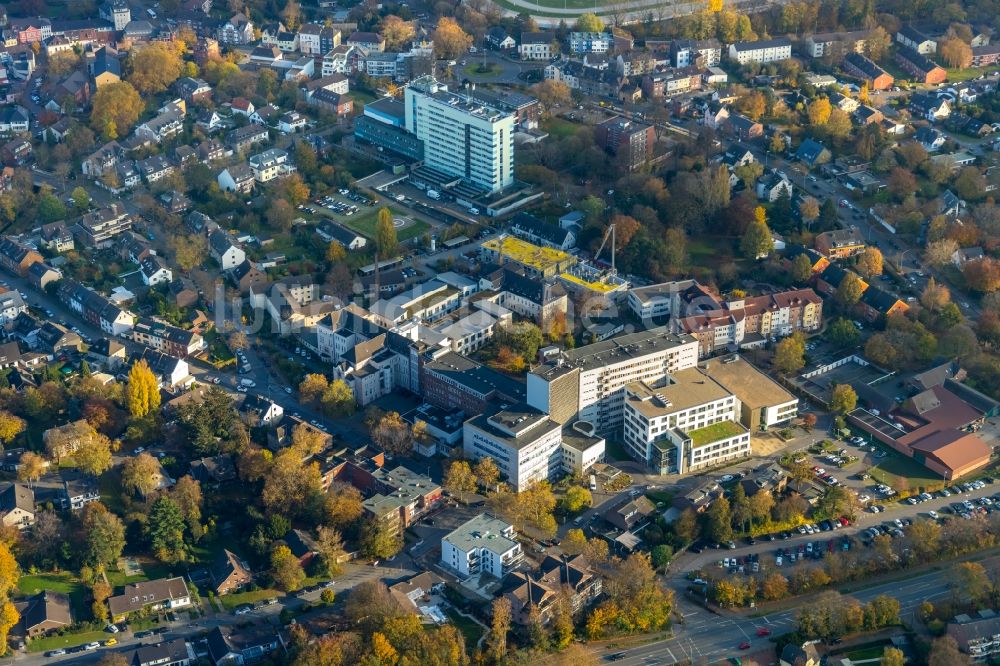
[133,447,145,454]
[83,642,100,651]
[858,494,871,503]
[237,386,248,393]
[928,511,939,519]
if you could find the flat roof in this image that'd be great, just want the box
[444,513,518,554]
[424,351,526,401]
[480,235,574,271]
[699,356,796,408]
[625,368,732,418]
[467,407,561,450]
[560,424,605,453]
[534,326,696,378]
[687,420,748,448]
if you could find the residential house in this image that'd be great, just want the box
[804,30,868,58]
[796,138,831,166]
[308,89,353,116]
[35,322,81,354]
[756,173,793,201]
[61,470,100,511]
[132,317,204,357]
[0,482,33,529]
[27,263,61,291]
[107,577,191,621]
[910,93,951,122]
[209,549,252,596]
[239,393,283,427]
[972,44,1000,67]
[855,105,884,125]
[228,260,268,295]
[140,255,172,287]
[136,155,175,184]
[217,164,255,195]
[859,286,910,321]
[952,246,984,267]
[316,222,366,250]
[13,591,71,638]
[916,126,946,152]
[0,137,31,166]
[57,279,134,335]
[206,626,284,665]
[519,31,555,60]
[727,114,763,141]
[509,212,575,250]
[209,230,245,271]
[40,222,74,253]
[218,13,254,45]
[283,529,319,567]
[347,31,384,52]
[227,124,269,153]
[247,148,295,183]
[231,97,254,117]
[302,74,350,98]
[486,26,516,51]
[91,46,120,88]
[189,455,237,484]
[0,106,28,134]
[0,290,26,326]
[87,338,127,371]
[297,23,324,55]
[277,111,306,134]
[568,31,612,54]
[815,228,866,259]
[117,639,192,666]
[82,141,124,178]
[136,348,191,389]
[175,76,211,104]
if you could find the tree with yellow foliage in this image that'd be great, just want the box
[127,42,184,95]
[90,82,142,140]
[707,0,724,11]
[368,632,399,665]
[432,17,472,60]
[126,359,160,418]
[0,541,18,649]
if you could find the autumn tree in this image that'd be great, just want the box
[315,526,347,577]
[121,452,160,497]
[298,373,329,406]
[486,596,512,664]
[561,485,592,513]
[922,278,951,311]
[940,37,973,68]
[736,90,766,120]
[830,384,858,414]
[370,411,412,456]
[964,257,1000,293]
[16,452,46,487]
[126,359,161,418]
[381,15,415,51]
[433,17,473,60]
[741,214,773,260]
[0,541,17,650]
[127,42,184,95]
[856,247,883,278]
[326,241,346,262]
[270,544,306,591]
[773,333,806,374]
[324,482,364,530]
[0,411,25,445]
[530,79,572,111]
[360,516,402,560]
[90,82,143,139]
[262,450,324,520]
[172,475,203,537]
[474,456,500,491]
[168,234,207,271]
[866,26,892,60]
[374,207,398,259]
[808,97,832,126]
[80,503,126,568]
[799,196,820,227]
[888,168,917,200]
[74,432,113,477]
[444,460,477,503]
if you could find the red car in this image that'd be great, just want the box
[739,641,751,650]
[756,627,771,637]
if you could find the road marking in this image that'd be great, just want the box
[664,646,676,662]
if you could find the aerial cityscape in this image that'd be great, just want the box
[0,0,995,664]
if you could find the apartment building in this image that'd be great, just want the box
[441,514,523,578]
[595,116,655,170]
[421,351,526,415]
[804,30,868,58]
[842,52,894,90]
[568,32,613,53]
[463,407,564,491]
[404,76,515,193]
[671,39,722,67]
[728,38,792,64]
[527,326,700,433]
[896,25,937,54]
[627,279,699,321]
[74,203,132,249]
[623,372,751,474]
[519,31,555,60]
[815,228,866,259]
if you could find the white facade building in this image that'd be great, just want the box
[527,327,700,434]
[404,76,515,193]
[623,372,751,475]
[463,408,564,492]
[248,148,296,183]
[728,38,793,65]
[441,514,522,578]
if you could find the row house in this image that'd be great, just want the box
[57,280,135,336]
[0,238,42,276]
[842,53,894,90]
[132,317,205,357]
[895,46,947,85]
[972,44,1000,67]
[9,18,52,44]
[896,25,937,54]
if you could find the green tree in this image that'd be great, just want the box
[828,318,860,348]
[360,517,403,560]
[706,496,733,543]
[126,360,161,419]
[651,544,673,569]
[791,253,814,283]
[881,647,905,666]
[147,496,187,563]
[575,12,604,31]
[835,272,866,307]
[321,379,355,417]
[37,192,66,222]
[121,452,161,497]
[741,217,773,260]
[375,207,397,259]
[81,503,126,568]
[71,186,90,212]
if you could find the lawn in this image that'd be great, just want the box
[463,63,502,77]
[870,452,945,492]
[687,420,747,448]
[444,607,484,646]
[542,118,581,139]
[845,645,890,661]
[348,89,377,106]
[603,438,630,463]
[219,587,282,611]
[341,206,430,242]
[18,573,89,619]
[27,630,109,653]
